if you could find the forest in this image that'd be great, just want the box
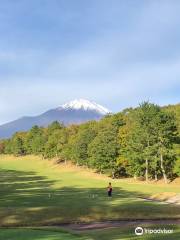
[0,102,179,183]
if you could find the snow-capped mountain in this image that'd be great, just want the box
[59,99,110,115]
[0,99,111,139]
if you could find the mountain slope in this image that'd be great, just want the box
[0,99,110,139]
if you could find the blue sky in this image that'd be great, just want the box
[0,0,180,124]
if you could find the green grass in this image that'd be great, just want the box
[0,228,90,240]
[1,225,180,240]
[82,224,180,240]
[0,155,180,227]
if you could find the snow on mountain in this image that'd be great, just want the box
[0,99,111,138]
[59,99,110,115]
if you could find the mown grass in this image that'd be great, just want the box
[82,224,180,240]
[1,225,180,240]
[0,228,90,240]
[0,155,180,227]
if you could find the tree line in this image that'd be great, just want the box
[0,102,179,183]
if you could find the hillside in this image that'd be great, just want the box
[0,155,179,227]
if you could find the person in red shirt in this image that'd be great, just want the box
[107,182,112,197]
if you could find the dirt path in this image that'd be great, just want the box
[139,194,180,205]
[59,219,180,231]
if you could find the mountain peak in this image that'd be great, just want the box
[0,99,111,138]
[59,99,110,115]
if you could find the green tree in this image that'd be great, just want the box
[43,122,67,159]
[153,110,178,183]
[69,121,97,166]
[25,126,45,154]
[11,133,25,156]
[119,103,178,182]
[0,140,5,154]
[88,123,119,176]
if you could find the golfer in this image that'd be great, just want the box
[107,182,112,197]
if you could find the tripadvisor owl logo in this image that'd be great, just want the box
[135,226,144,235]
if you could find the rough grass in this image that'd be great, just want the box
[0,155,180,227]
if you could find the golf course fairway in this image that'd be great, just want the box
[0,155,179,239]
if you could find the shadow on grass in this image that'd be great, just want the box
[0,169,180,227]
